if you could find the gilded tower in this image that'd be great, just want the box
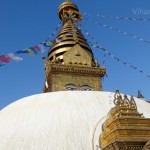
[43,0,106,92]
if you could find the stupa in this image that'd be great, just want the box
[0,1,150,150]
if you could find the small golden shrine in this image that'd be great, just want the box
[43,0,106,92]
[100,90,150,150]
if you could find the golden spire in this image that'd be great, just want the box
[43,1,106,93]
[47,0,94,64]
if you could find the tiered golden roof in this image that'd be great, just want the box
[47,0,95,65]
[100,90,150,150]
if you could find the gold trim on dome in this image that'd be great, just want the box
[49,41,76,50]
[50,40,92,51]
[48,47,70,59]
[100,90,150,150]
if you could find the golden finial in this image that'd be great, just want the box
[123,94,130,108]
[129,96,137,110]
[114,90,137,111]
[58,0,82,22]
[114,90,123,107]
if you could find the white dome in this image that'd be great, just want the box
[0,91,150,150]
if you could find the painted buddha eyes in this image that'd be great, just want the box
[80,85,93,91]
[65,84,78,91]
[65,84,93,91]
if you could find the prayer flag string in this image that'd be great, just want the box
[83,12,150,21]
[79,24,150,79]
[0,18,80,67]
[84,18,150,44]
[0,22,62,67]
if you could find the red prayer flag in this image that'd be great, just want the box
[0,55,11,63]
[34,46,40,52]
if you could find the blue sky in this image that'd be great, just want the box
[0,0,150,109]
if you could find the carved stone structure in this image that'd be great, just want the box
[143,140,150,150]
[43,0,106,92]
[100,90,150,150]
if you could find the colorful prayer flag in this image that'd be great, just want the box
[23,48,34,56]
[8,53,23,61]
[15,50,29,54]
[34,46,40,52]
[0,55,10,63]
